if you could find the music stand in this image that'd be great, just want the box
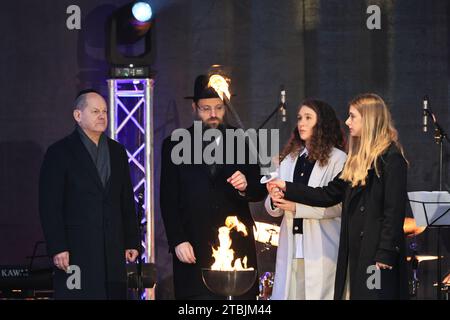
[408,191,450,299]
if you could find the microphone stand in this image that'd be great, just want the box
[258,105,283,130]
[424,105,449,300]
[258,86,286,130]
[221,95,274,175]
[409,241,419,297]
[209,77,282,176]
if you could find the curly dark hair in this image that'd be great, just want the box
[279,99,346,166]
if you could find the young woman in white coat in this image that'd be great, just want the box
[265,99,347,300]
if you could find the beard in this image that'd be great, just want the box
[204,117,222,129]
[195,113,226,130]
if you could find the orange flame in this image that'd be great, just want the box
[210,216,254,271]
[208,74,231,101]
[225,216,248,236]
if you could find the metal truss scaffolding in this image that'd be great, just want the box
[107,78,155,300]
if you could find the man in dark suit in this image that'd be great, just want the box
[160,75,266,299]
[39,90,140,299]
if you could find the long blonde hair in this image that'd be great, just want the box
[340,93,405,187]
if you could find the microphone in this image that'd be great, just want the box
[280,86,286,123]
[423,96,428,133]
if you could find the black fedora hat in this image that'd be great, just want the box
[184,75,220,102]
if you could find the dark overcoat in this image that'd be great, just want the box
[160,125,266,299]
[39,130,139,299]
[285,144,409,300]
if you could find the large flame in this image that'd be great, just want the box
[225,216,248,236]
[210,216,254,271]
[208,74,231,101]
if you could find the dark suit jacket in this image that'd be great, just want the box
[39,130,139,299]
[284,144,409,300]
[160,125,266,299]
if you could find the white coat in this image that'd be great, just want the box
[265,147,347,300]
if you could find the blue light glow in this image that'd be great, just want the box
[132,2,152,22]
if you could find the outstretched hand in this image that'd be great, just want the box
[267,179,287,193]
[272,197,296,212]
[266,183,284,200]
[266,179,295,211]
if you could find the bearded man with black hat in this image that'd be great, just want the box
[160,74,266,299]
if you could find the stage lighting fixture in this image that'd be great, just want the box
[132,2,152,22]
[106,1,155,77]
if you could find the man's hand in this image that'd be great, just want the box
[227,171,248,192]
[53,251,70,272]
[175,242,196,264]
[376,262,393,270]
[125,249,139,263]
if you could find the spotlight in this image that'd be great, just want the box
[132,2,152,22]
[106,1,155,77]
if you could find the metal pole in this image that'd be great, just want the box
[107,79,116,139]
[437,138,443,299]
[144,78,155,300]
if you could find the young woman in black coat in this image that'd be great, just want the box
[268,93,409,300]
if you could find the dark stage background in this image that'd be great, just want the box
[0,0,449,299]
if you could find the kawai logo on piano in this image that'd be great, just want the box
[1,267,29,278]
